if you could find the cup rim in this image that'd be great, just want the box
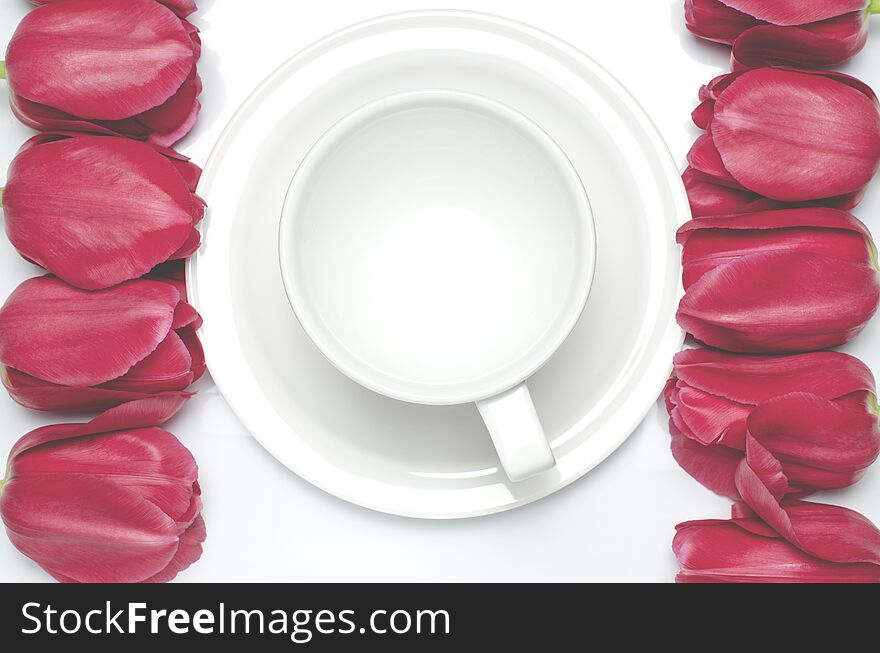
[279,88,597,405]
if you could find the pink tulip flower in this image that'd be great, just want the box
[32,0,198,17]
[0,275,205,412]
[685,0,880,69]
[688,68,880,208]
[1,0,201,146]
[676,209,880,353]
[671,390,880,499]
[0,395,205,583]
[732,436,880,565]
[1,133,204,290]
[666,348,875,448]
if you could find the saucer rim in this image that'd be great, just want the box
[187,9,688,519]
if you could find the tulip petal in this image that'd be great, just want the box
[720,0,866,26]
[100,331,193,393]
[671,428,743,499]
[170,229,202,260]
[6,0,196,120]
[692,100,715,130]
[677,251,880,353]
[711,68,880,202]
[672,349,876,406]
[137,71,201,135]
[747,392,880,491]
[1,366,192,413]
[2,135,196,289]
[9,93,125,137]
[674,518,880,582]
[8,393,189,461]
[11,427,198,523]
[31,0,198,18]
[732,21,868,70]
[683,167,781,217]
[687,135,743,189]
[1,474,180,583]
[177,327,206,381]
[685,0,759,45]
[148,100,201,147]
[735,436,880,565]
[678,208,873,290]
[0,276,179,387]
[144,515,206,583]
[671,385,751,446]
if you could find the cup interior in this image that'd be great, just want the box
[280,90,595,405]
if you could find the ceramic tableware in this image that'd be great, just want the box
[279,89,595,481]
[187,11,688,518]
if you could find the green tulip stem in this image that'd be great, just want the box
[0,61,5,80]
[872,0,880,14]
[0,187,4,208]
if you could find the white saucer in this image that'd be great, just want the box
[187,10,687,519]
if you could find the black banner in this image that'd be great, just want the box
[0,583,875,649]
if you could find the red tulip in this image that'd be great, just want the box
[674,511,880,583]
[667,348,874,448]
[1,133,204,290]
[0,275,205,412]
[672,390,880,499]
[689,68,880,207]
[676,209,880,353]
[685,0,880,68]
[732,436,880,566]
[0,395,205,583]
[32,0,198,17]
[2,0,201,146]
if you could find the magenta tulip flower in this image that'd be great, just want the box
[0,395,205,583]
[676,209,880,353]
[0,276,205,412]
[1,133,204,290]
[671,391,880,499]
[32,0,198,17]
[685,0,880,69]
[666,349,875,448]
[1,0,201,146]
[732,436,880,566]
[688,68,880,208]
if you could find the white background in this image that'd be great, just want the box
[1,0,879,582]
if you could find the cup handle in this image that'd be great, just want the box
[476,383,556,482]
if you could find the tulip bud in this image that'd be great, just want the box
[676,209,880,353]
[688,68,880,207]
[1,134,204,290]
[667,348,875,448]
[685,0,880,69]
[2,0,201,146]
[672,390,880,498]
[0,395,205,583]
[732,437,880,568]
[32,0,198,17]
[0,275,205,412]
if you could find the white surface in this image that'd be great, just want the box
[282,89,594,405]
[0,0,878,581]
[187,11,686,518]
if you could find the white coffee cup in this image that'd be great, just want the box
[280,90,596,482]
